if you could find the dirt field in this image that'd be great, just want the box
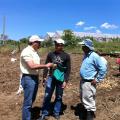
[0,52,120,120]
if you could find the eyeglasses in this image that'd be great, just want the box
[34,41,41,44]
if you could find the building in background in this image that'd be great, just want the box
[44,31,120,42]
[0,34,8,41]
[0,34,8,45]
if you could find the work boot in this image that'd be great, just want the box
[37,115,46,120]
[86,111,95,120]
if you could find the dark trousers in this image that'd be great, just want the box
[41,76,63,116]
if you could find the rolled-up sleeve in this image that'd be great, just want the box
[94,56,107,82]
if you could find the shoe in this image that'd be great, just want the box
[54,115,60,120]
[86,111,95,120]
[37,115,46,120]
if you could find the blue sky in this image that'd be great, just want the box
[0,0,120,40]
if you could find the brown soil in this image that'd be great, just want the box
[0,52,120,120]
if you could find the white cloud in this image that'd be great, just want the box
[76,21,85,26]
[101,22,118,29]
[84,26,97,31]
[96,29,102,34]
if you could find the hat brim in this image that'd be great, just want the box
[78,42,94,50]
[39,39,44,42]
[78,41,84,45]
[29,39,44,43]
[54,40,65,45]
[86,46,94,50]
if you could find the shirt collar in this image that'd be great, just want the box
[28,45,36,52]
[85,51,93,57]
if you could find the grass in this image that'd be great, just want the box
[0,41,120,55]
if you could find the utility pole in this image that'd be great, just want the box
[2,16,6,45]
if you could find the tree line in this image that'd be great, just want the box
[0,29,120,53]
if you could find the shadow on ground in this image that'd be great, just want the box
[31,102,67,120]
[71,103,87,120]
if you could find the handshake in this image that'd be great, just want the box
[45,63,57,69]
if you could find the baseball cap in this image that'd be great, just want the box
[79,39,94,50]
[54,38,65,45]
[29,35,44,43]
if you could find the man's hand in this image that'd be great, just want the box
[62,81,67,88]
[46,63,53,68]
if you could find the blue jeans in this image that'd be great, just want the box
[41,76,63,116]
[21,74,39,120]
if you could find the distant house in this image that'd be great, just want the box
[44,31,63,41]
[53,31,63,39]
[0,34,8,41]
[44,32,55,40]
[73,32,120,41]
[44,31,120,42]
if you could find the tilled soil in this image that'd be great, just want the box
[0,52,120,120]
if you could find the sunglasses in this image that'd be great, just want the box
[34,41,41,44]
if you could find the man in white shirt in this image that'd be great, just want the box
[20,35,53,120]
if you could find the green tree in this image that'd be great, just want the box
[62,29,74,46]
[42,37,53,47]
[62,29,82,47]
[20,37,29,44]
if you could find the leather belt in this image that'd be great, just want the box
[23,74,38,77]
[82,79,93,82]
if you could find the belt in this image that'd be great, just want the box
[22,74,38,77]
[82,79,93,82]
